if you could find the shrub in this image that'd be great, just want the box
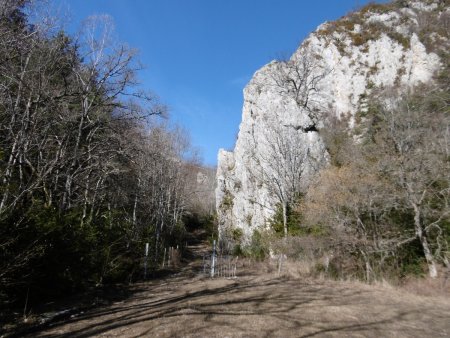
[242,230,269,261]
[220,191,234,211]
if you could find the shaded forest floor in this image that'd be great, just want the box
[5,229,450,338]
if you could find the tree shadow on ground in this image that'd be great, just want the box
[4,228,210,337]
[23,275,449,338]
[3,283,147,338]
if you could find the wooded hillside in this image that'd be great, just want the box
[0,0,212,313]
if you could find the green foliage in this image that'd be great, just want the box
[270,203,303,237]
[232,243,244,257]
[230,229,270,260]
[181,213,216,255]
[399,240,427,278]
[269,194,329,238]
[0,200,140,298]
[245,230,268,261]
[220,191,234,211]
[232,228,243,242]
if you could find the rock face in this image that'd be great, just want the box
[216,0,447,243]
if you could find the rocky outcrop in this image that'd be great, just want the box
[216,0,448,243]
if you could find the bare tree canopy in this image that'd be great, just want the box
[251,124,317,238]
[0,1,209,311]
[304,80,450,280]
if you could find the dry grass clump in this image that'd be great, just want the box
[277,259,317,278]
[400,272,450,297]
[259,255,450,298]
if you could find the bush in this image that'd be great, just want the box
[240,230,269,261]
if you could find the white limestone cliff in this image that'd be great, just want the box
[216,0,447,243]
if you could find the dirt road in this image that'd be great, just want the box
[25,234,450,337]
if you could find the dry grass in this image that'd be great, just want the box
[273,258,450,296]
[25,257,450,338]
[12,234,449,337]
[400,274,450,297]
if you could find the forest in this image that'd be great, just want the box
[0,0,215,315]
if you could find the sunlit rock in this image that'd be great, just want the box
[216,0,445,243]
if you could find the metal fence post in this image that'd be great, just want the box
[144,242,149,279]
[210,240,216,278]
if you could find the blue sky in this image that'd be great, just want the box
[52,0,383,166]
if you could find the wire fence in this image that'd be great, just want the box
[202,253,238,278]
[201,240,238,278]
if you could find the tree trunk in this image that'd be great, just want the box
[412,203,438,278]
[282,201,288,239]
[419,233,438,278]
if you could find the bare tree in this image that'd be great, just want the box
[304,83,449,279]
[183,163,216,216]
[268,48,331,123]
[0,2,195,303]
[244,48,330,238]
[303,160,405,282]
[252,124,314,238]
[367,86,450,278]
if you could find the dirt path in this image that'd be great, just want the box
[25,233,450,337]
